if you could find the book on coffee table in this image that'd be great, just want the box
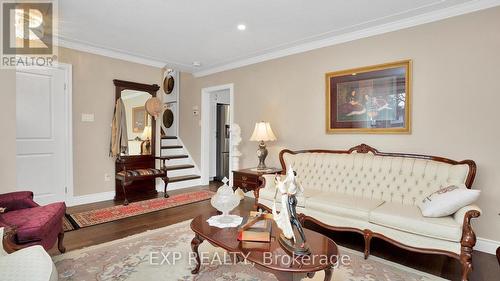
[237,214,272,242]
[241,240,271,251]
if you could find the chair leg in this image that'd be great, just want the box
[58,229,66,253]
[162,176,169,198]
[121,181,130,205]
[363,229,372,259]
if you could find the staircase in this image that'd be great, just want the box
[159,136,201,191]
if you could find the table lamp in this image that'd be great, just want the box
[250,122,277,170]
[141,125,152,155]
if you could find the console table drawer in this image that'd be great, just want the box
[233,179,259,190]
[233,173,259,183]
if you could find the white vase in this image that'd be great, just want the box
[210,178,240,223]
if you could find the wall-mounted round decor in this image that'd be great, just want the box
[163,74,175,95]
[145,97,162,119]
[163,108,174,128]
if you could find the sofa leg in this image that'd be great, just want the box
[363,229,372,259]
[58,229,66,253]
[460,251,473,281]
[459,209,480,281]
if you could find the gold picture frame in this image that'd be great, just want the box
[132,106,147,133]
[325,60,412,134]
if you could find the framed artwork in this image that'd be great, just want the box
[132,106,147,133]
[325,60,411,134]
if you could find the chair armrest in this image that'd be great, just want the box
[0,191,39,211]
[453,204,481,225]
[1,225,21,254]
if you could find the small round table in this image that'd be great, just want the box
[190,211,338,281]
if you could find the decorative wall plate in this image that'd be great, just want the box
[163,108,174,128]
[163,74,175,95]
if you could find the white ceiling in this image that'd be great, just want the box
[58,0,500,76]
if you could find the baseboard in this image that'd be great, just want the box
[476,237,500,255]
[67,191,115,207]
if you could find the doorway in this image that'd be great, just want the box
[15,64,73,205]
[200,84,234,185]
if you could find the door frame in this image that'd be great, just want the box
[58,63,74,204]
[200,84,234,185]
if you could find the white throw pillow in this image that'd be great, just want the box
[418,186,480,217]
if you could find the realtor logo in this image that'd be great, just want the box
[1,0,58,68]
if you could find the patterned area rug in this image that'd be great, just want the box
[53,220,447,281]
[62,216,75,232]
[66,190,214,230]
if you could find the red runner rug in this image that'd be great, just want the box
[66,190,214,230]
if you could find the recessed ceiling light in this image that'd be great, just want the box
[237,24,246,31]
[192,61,201,67]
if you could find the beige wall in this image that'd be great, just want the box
[0,69,17,192]
[179,7,500,241]
[58,47,162,196]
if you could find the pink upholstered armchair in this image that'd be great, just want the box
[0,191,66,253]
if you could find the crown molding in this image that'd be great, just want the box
[193,0,500,77]
[56,36,194,72]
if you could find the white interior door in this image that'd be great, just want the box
[16,67,68,205]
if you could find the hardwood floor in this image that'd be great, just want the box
[49,183,499,281]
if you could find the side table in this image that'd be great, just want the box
[232,168,281,205]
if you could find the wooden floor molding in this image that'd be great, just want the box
[51,182,499,281]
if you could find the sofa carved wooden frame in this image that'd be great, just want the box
[276,144,479,281]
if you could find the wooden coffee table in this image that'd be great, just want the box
[190,210,338,281]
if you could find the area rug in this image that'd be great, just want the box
[53,220,447,281]
[66,190,214,230]
[62,216,75,232]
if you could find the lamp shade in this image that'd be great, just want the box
[250,122,277,142]
[141,125,152,140]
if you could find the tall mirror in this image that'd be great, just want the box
[121,90,153,156]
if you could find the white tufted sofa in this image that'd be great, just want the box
[252,144,481,281]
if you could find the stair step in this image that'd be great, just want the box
[165,164,195,171]
[161,136,178,139]
[169,175,201,183]
[161,145,183,149]
[159,155,189,160]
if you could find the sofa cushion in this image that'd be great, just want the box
[1,202,65,243]
[369,202,462,242]
[258,187,322,208]
[306,192,385,221]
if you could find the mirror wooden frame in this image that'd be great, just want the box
[113,79,161,203]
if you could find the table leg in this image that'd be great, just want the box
[323,267,333,281]
[190,234,204,274]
